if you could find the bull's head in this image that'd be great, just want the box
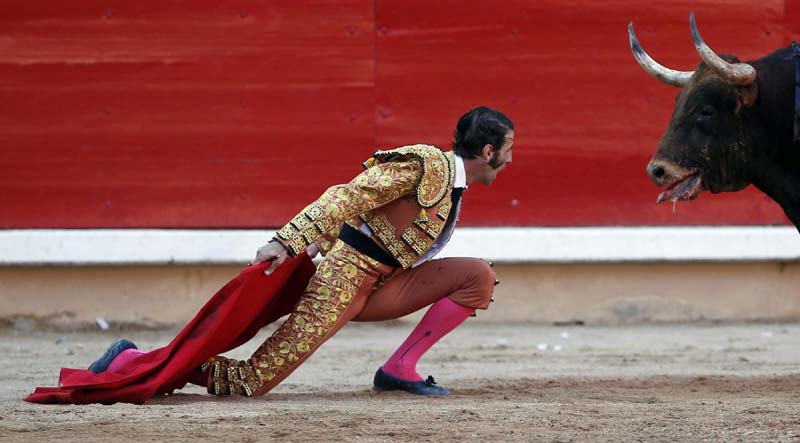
[629,13,760,204]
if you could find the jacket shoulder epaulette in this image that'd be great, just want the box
[363,144,454,208]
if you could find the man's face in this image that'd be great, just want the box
[480,130,514,185]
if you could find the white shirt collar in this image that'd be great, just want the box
[454,155,467,189]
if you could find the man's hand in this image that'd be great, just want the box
[252,241,290,275]
[305,242,320,258]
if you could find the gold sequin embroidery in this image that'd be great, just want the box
[275,160,422,256]
[368,145,455,208]
[413,216,443,239]
[436,199,452,221]
[401,227,433,255]
[360,213,418,269]
[204,241,374,397]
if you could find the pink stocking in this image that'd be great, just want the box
[381,297,473,381]
[107,348,144,373]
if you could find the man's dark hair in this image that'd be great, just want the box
[451,106,514,159]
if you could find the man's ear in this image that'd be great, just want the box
[481,144,494,161]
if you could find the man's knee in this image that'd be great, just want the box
[450,258,495,310]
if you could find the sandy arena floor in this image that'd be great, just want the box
[1,322,799,442]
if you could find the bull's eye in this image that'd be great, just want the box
[694,105,716,135]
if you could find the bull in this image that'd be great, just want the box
[628,12,800,232]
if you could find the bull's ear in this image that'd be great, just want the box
[735,83,758,113]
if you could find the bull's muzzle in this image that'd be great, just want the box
[646,158,672,186]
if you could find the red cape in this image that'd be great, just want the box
[24,253,316,405]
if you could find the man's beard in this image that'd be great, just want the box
[489,154,504,170]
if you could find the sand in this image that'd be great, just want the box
[1,322,799,442]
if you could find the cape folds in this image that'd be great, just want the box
[24,253,316,405]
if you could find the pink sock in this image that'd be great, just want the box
[107,348,144,373]
[381,297,474,382]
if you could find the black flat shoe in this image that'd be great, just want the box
[373,367,450,396]
[88,339,137,374]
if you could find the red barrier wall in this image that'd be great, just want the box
[0,0,794,228]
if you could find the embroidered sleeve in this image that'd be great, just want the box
[315,225,342,257]
[275,159,422,256]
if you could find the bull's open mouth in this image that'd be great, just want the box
[656,172,703,204]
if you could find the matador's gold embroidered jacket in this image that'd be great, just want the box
[275,144,457,269]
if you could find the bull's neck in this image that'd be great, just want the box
[747,46,796,158]
[747,125,800,230]
[750,156,800,231]
[744,47,800,230]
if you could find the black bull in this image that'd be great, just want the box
[629,13,800,233]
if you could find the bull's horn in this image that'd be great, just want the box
[690,12,756,85]
[628,22,693,87]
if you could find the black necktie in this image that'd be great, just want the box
[451,187,464,208]
[442,187,464,228]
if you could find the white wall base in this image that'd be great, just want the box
[1,227,798,265]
